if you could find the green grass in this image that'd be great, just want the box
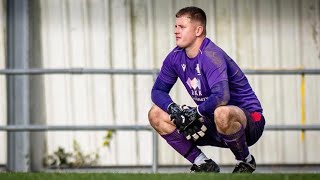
[0,173,320,180]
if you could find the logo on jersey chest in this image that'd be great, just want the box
[181,63,201,75]
[183,63,205,101]
[186,77,202,96]
[196,64,201,75]
[181,64,186,72]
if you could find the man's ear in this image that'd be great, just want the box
[196,26,204,37]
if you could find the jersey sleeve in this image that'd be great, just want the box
[158,52,178,84]
[151,77,175,112]
[203,51,228,89]
[197,80,230,117]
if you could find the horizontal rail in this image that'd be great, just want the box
[0,68,320,75]
[0,68,159,75]
[0,125,153,131]
[0,125,319,131]
[243,69,320,75]
[264,125,320,131]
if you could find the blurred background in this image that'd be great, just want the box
[0,0,319,172]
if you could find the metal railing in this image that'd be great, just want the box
[1,67,320,75]
[1,124,320,132]
[1,67,320,173]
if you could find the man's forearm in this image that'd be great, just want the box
[151,77,174,112]
[198,80,230,117]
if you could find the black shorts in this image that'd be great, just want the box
[195,109,266,148]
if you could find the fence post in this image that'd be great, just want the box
[6,0,31,172]
[151,70,159,173]
[152,130,159,173]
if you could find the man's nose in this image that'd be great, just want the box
[174,28,179,34]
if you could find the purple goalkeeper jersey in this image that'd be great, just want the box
[158,38,262,113]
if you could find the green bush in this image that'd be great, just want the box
[44,130,114,168]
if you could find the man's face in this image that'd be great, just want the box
[175,16,198,48]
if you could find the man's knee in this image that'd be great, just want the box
[214,106,232,131]
[148,105,165,128]
[214,106,246,134]
[148,105,175,134]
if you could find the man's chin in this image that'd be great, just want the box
[176,43,186,48]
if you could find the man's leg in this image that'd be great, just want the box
[148,105,204,163]
[214,105,255,173]
[148,105,219,172]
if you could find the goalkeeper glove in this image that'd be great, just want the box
[181,105,207,141]
[167,103,187,131]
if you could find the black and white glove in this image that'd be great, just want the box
[181,105,207,141]
[167,103,207,141]
[167,103,188,131]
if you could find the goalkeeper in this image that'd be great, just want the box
[148,6,265,173]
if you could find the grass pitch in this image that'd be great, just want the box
[0,173,319,180]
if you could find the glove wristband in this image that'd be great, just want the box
[167,102,176,114]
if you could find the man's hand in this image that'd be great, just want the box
[168,103,208,141]
[181,105,207,141]
[167,103,188,131]
[182,120,207,141]
[181,105,201,125]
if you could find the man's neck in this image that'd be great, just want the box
[185,36,205,58]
